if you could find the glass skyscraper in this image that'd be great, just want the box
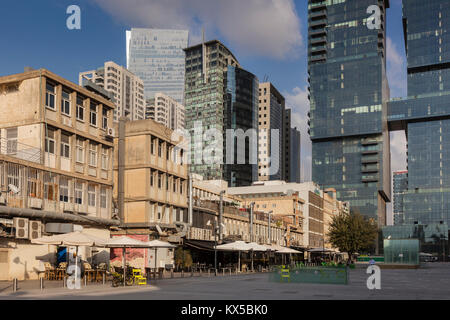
[393,171,408,225]
[126,28,189,103]
[184,40,259,187]
[388,0,450,227]
[308,0,391,224]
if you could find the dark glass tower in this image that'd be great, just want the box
[393,171,408,225]
[184,40,259,187]
[308,0,391,225]
[388,0,450,227]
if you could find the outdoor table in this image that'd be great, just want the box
[95,268,107,282]
[56,268,66,280]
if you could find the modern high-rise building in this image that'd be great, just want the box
[184,40,259,187]
[388,0,450,228]
[308,0,391,225]
[145,93,185,130]
[79,61,145,122]
[289,127,301,183]
[393,171,407,225]
[257,82,285,181]
[126,28,189,103]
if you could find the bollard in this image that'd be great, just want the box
[12,278,18,292]
[199,269,202,277]
[63,276,66,288]
[171,269,174,278]
[40,277,44,291]
[191,269,193,277]
[223,269,225,276]
[103,273,106,285]
[230,269,232,276]
[181,270,184,278]
[208,269,211,277]
[84,276,87,287]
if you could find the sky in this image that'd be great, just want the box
[0,0,408,223]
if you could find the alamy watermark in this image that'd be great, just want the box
[171,121,280,175]
[366,5,382,30]
[66,5,81,30]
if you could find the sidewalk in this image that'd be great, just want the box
[0,270,268,299]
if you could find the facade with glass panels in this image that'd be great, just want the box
[126,28,189,103]
[387,0,450,228]
[308,0,391,224]
[184,40,258,187]
[393,171,407,225]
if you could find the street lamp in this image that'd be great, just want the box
[266,210,273,268]
[207,219,225,276]
[249,202,255,243]
[206,219,218,276]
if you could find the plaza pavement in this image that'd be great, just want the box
[1,263,449,300]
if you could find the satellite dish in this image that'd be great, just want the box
[8,184,20,194]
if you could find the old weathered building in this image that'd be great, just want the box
[0,68,119,280]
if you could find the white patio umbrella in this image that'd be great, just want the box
[143,240,176,276]
[104,236,150,286]
[32,231,106,284]
[247,242,269,272]
[216,241,252,272]
[275,247,301,265]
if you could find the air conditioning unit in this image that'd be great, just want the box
[106,127,115,138]
[63,202,74,213]
[0,196,6,205]
[29,221,42,240]
[62,117,72,127]
[28,198,43,209]
[13,217,29,239]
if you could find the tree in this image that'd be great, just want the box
[174,248,193,271]
[327,211,378,263]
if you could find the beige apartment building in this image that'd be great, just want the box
[228,181,348,250]
[113,118,188,233]
[79,61,145,122]
[186,176,304,248]
[145,92,185,130]
[0,68,118,280]
[258,82,285,181]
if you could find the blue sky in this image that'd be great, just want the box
[0,0,407,222]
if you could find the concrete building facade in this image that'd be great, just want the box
[79,61,145,122]
[0,69,119,280]
[145,92,185,130]
[257,82,285,181]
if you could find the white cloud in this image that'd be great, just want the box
[92,0,303,60]
[283,86,311,181]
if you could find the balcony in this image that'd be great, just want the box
[361,138,379,146]
[362,175,379,183]
[361,156,379,164]
[309,18,327,28]
[362,150,379,155]
[309,28,327,37]
[309,54,327,63]
[310,36,327,46]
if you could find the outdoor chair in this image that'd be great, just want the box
[56,262,68,280]
[95,263,107,282]
[83,262,96,282]
[44,262,56,280]
[132,268,147,285]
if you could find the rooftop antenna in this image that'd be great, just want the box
[263,74,269,82]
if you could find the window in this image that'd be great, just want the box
[150,170,154,186]
[6,128,17,154]
[158,172,162,189]
[101,148,108,170]
[88,185,96,207]
[158,141,162,157]
[61,89,71,115]
[43,173,57,201]
[45,127,56,154]
[102,108,108,130]
[76,138,85,163]
[76,95,85,121]
[75,182,83,205]
[100,187,107,209]
[60,133,70,158]
[151,137,156,155]
[166,175,169,190]
[46,82,56,109]
[27,169,41,198]
[180,181,183,194]
[90,103,97,126]
[89,143,97,167]
[59,177,69,203]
